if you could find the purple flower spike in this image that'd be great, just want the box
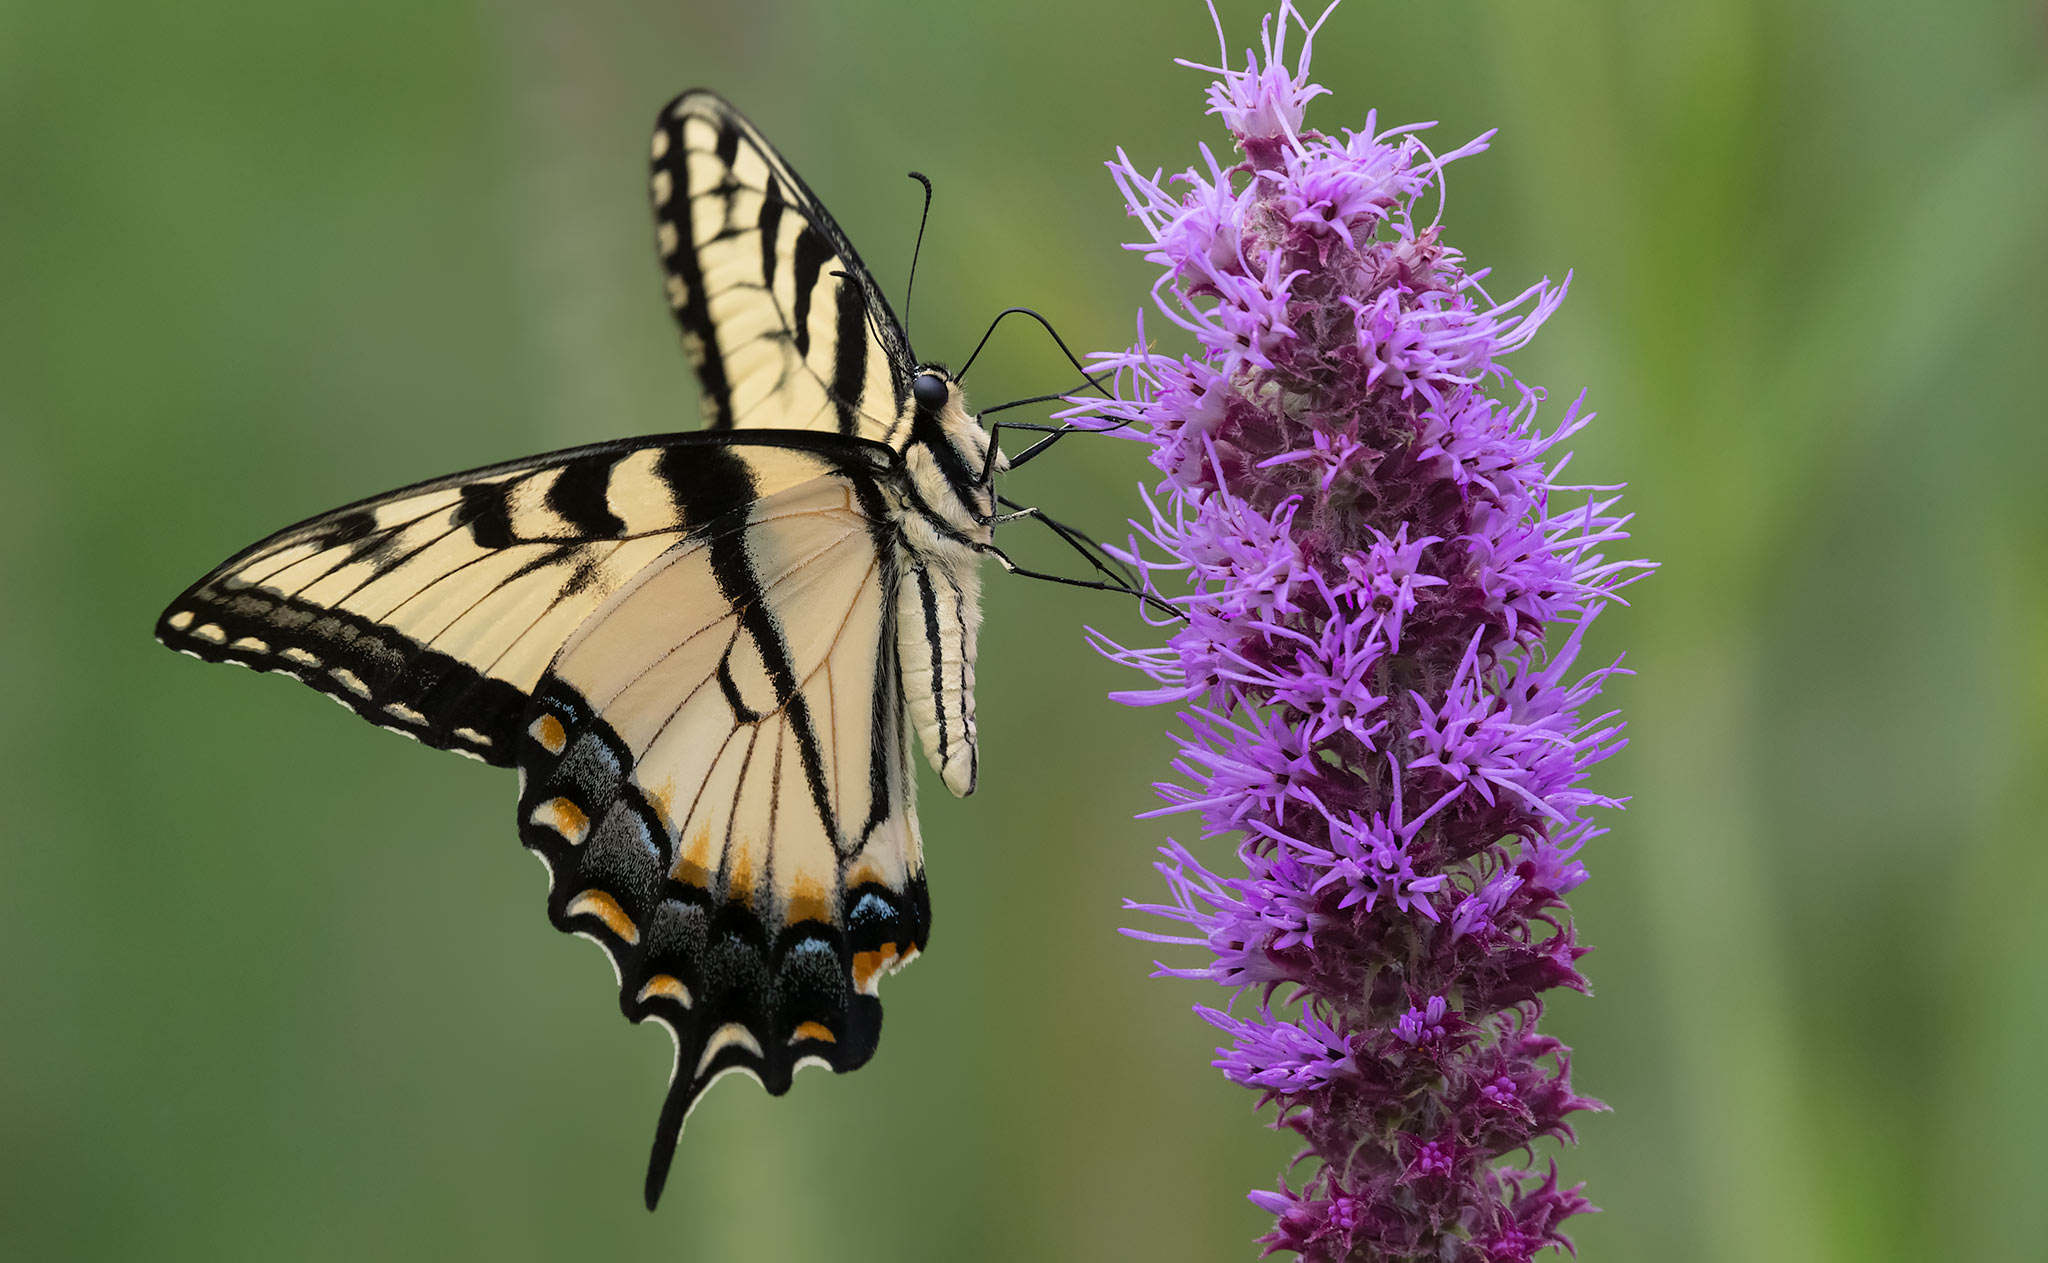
[1072,4,1652,1258]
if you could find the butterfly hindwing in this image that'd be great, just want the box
[651,90,915,445]
[510,457,932,1206]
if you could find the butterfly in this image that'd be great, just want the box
[156,90,1023,1209]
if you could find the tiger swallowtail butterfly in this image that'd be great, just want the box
[157,90,1015,1209]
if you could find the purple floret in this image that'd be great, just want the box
[1070,3,1652,1258]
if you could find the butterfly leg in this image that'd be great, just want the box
[981,543,1184,622]
[995,496,1138,585]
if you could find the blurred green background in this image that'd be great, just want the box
[5,1,2045,1259]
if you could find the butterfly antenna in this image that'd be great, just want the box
[957,306,1112,397]
[903,172,934,349]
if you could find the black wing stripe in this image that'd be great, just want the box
[713,112,741,168]
[655,442,756,531]
[790,225,829,361]
[715,643,766,725]
[546,455,628,537]
[456,481,516,550]
[916,568,949,773]
[757,179,785,291]
[829,280,869,436]
[324,510,378,546]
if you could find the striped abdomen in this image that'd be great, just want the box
[896,544,982,798]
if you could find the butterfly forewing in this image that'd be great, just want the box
[160,445,676,762]
[652,91,914,446]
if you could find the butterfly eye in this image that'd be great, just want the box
[913,372,948,411]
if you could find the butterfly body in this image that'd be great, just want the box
[157,90,1012,1208]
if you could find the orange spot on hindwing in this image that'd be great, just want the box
[565,890,638,945]
[646,779,677,830]
[851,943,899,995]
[790,1021,836,1045]
[672,826,714,888]
[726,842,756,906]
[528,797,588,845]
[784,873,831,926]
[637,974,692,1008]
[529,713,567,755]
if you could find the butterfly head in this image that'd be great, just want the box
[912,369,950,414]
[900,363,1007,541]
